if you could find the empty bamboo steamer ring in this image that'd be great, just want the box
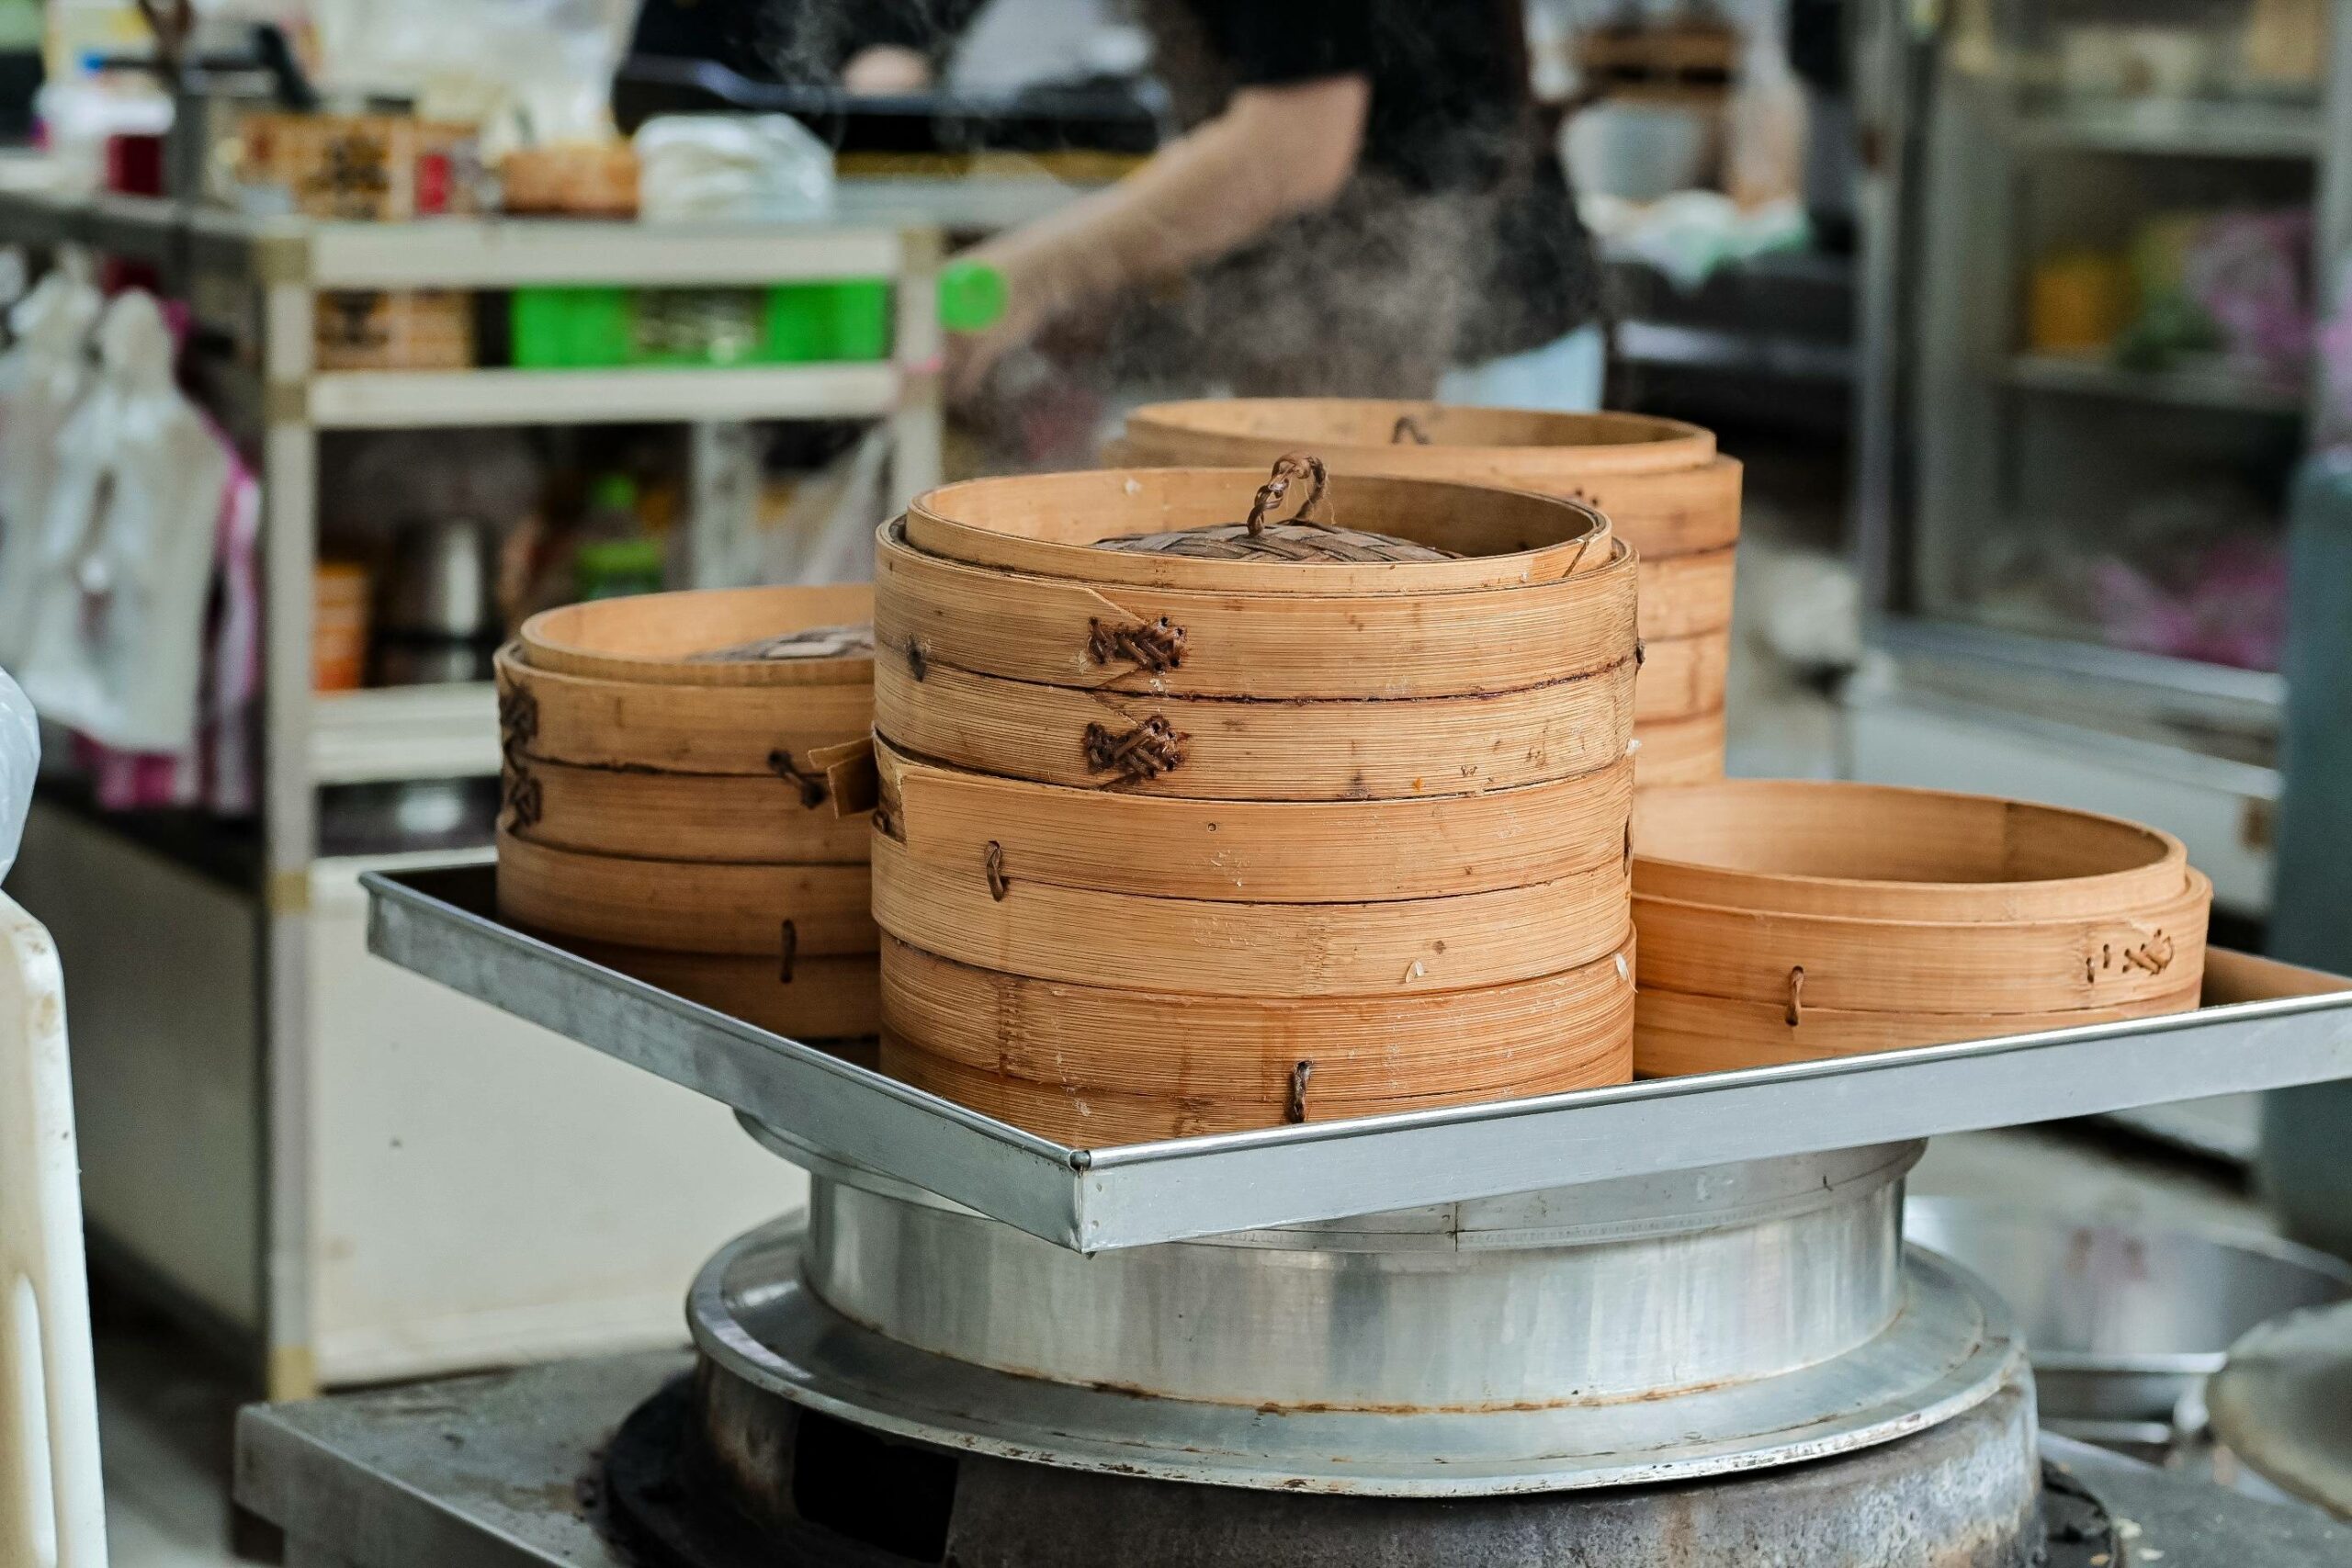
[1633,782,2193,919]
[870,831,1626,998]
[904,468,1616,595]
[874,523,1640,700]
[496,647,871,776]
[495,829,875,957]
[505,752,874,863]
[875,651,1635,801]
[1632,632,1730,724]
[880,937,1634,1144]
[1633,979,2205,1076]
[876,740,1632,903]
[1632,709,1726,786]
[518,582,875,687]
[1628,779,2211,1074]
[557,940,882,1041]
[1113,400,1741,559]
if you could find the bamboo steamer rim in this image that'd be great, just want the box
[518,582,874,687]
[1631,779,2190,920]
[1122,400,1715,478]
[905,467,1615,596]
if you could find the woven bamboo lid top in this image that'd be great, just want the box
[519,582,875,687]
[1124,400,1714,478]
[1632,780,2193,921]
[908,462,1612,594]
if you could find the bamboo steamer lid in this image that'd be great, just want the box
[495,829,874,957]
[876,740,1632,903]
[904,465,1615,595]
[496,647,870,776]
[505,751,874,863]
[874,522,1639,700]
[870,831,1626,998]
[880,935,1634,1144]
[518,583,874,686]
[874,649,1635,800]
[1113,400,1740,559]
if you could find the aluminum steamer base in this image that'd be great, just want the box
[702,1134,2022,1496]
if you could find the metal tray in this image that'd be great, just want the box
[367,865,2352,1253]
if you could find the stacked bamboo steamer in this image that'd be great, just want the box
[495,584,880,1048]
[1112,400,1740,785]
[871,458,1642,1144]
[1630,780,2212,1077]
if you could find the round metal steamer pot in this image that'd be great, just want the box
[697,1132,2025,1495]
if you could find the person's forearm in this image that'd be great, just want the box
[989,81,1367,322]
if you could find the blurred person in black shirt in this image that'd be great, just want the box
[953,0,1600,408]
[622,0,1600,408]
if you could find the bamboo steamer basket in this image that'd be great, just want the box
[872,833,1628,998]
[496,648,870,775]
[1632,708,1726,786]
[876,740,1631,903]
[1629,780,2211,1074]
[874,653,1634,800]
[879,934,1634,1143]
[558,940,881,1042]
[874,522,1637,699]
[1112,401,1741,778]
[871,457,1640,1139]
[495,830,875,958]
[1112,401,1737,560]
[519,583,874,685]
[514,752,873,863]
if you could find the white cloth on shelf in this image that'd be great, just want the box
[15,292,232,754]
[0,270,102,671]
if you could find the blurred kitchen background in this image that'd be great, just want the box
[2,0,2350,1561]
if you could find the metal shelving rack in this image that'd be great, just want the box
[0,185,946,1395]
[1852,0,2352,920]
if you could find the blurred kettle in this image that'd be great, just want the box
[375,513,499,685]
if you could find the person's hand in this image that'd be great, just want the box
[943,242,1052,409]
[842,45,932,96]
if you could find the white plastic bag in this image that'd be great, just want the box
[635,116,837,224]
[14,292,232,754]
[0,667,34,881]
[0,266,103,672]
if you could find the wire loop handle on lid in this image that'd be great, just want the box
[1244,453,1331,537]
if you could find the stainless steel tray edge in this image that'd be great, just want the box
[363,866,1090,1246]
[367,866,2352,1253]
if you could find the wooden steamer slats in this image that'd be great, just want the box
[876,741,1633,902]
[495,585,880,1043]
[1628,780,2213,1075]
[1630,709,1726,786]
[874,461,1642,1142]
[1110,400,1744,783]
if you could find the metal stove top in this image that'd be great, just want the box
[236,1352,2352,1568]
